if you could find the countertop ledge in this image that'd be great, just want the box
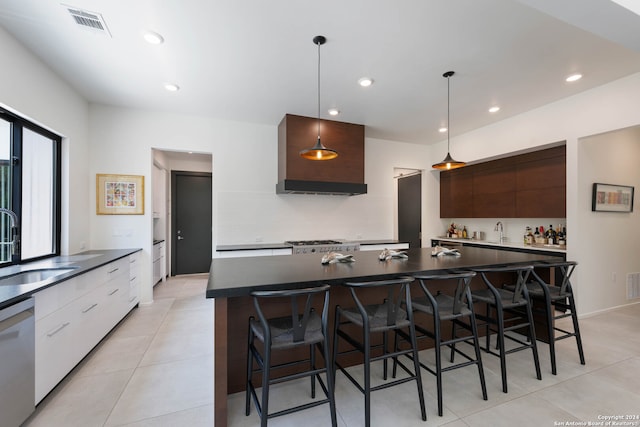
[0,248,142,310]
[433,237,566,253]
[216,240,407,251]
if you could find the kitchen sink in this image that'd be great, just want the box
[0,268,77,286]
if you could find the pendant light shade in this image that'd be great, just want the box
[432,71,465,170]
[300,35,338,161]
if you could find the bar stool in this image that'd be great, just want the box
[525,260,585,375]
[470,265,542,393]
[333,276,426,427]
[245,284,337,427]
[397,270,487,416]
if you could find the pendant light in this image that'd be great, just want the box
[432,71,465,170]
[300,35,338,161]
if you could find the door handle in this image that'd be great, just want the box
[177,236,184,240]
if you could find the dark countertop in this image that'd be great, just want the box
[0,248,142,310]
[215,239,407,252]
[206,245,563,298]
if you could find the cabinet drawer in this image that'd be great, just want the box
[35,308,76,402]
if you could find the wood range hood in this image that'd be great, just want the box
[276,114,367,195]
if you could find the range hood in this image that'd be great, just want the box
[276,114,367,195]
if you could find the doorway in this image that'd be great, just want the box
[171,171,212,275]
[397,172,422,248]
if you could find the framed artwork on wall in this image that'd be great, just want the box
[96,174,144,215]
[592,182,634,213]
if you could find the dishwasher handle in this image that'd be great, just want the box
[0,298,34,333]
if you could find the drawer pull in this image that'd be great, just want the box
[108,268,119,274]
[129,296,136,303]
[108,288,119,296]
[47,322,70,337]
[130,276,137,282]
[82,303,98,313]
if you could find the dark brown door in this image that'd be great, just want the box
[171,171,212,275]
[398,173,422,248]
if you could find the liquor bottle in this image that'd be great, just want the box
[557,224,565,245]
[548,224,556,244]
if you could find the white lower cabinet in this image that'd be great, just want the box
[34,253,139,403]
[128,252,140,309]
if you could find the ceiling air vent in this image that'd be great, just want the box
[63,4,112,37]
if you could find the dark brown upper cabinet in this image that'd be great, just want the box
[440,145,566,218]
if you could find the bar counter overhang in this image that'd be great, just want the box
[206,246,564,426]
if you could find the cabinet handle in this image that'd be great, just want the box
[130,259,136,264]
[108,288,119,296]
[82,303,98,313]
[108,268,119,274]
[130,276,137,282]
[129,296,136,303]
[47,322,70,337]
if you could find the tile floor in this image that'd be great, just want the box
[24,275,640,427]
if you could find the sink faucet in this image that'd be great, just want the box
[0,208,20,261]
[495,221,505,243]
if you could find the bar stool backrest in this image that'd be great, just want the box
[475,265,534,303]
[414,271,477,314]
[251,285,331,344]
[530,261,578,296]
[343,277,414,327]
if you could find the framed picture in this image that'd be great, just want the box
[592,183,634,213]
[96,174,144,215]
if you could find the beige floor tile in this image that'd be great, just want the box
[104,355,213,426]
[115,404,214,427]
[75,334,153,377]
[462,395,579,427]
[24,369,134,427]
[139,329,213,366]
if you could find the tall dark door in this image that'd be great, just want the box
[171,171,212,275]
[398,173,422,248]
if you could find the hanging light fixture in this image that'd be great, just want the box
[432,71,466,170]
[300,35,338,161]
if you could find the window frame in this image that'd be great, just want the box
[0,107,62,266]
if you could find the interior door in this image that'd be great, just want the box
[171,171,212,275]
[398,173,422,248]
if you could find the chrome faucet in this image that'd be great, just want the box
[0,208,20,260]
[495,221,505,243]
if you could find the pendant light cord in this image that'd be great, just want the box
[317,38,321,139]
[446,73,450,152]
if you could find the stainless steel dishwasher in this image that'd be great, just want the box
[0,297,35,427]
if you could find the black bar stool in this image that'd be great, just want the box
[332,276,426,427]
[396,270,487,416]
[245,284,337,427]
[526,260,585,374]
[470,265,542,393]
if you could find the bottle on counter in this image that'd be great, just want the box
[462,226,468,239]
[525,226,534,245]
[547,224,556,245]
[557,224,566,246]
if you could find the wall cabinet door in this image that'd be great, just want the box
[440,145,565,218]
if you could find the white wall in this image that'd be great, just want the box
[0,25,90,255]
[432,72,640,315]
[576,126,640,313]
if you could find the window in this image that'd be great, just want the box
[0,109,61,265]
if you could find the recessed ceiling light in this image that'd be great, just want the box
[489,106,500,113]
[566,73,582,82]
[143,31,164,45]
[358,77,373,87]
[328,108,340,116]
[164,83,180,92]
[438,127,447,133]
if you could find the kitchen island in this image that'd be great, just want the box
[206,245,563,426]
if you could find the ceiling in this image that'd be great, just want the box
[1,0,639,145]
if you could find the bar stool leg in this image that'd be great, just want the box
[409,315,427,421]
[496,306,508,393]
[469,316,488,401]
[543,292,557,375]
[245,320,254,416]
[260,342,271,427]
[434,315,444,416]
[569,294,586,365]
[310,344,316,398]
[525,300,542,381]
[363,324,372,427]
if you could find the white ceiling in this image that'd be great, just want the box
[1,0,639,145]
